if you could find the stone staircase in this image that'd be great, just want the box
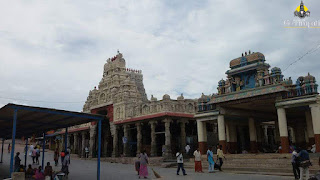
[180,153,320,176]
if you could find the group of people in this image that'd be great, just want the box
[53,148,71,175]
[291,147,312,180]
[12,144,71,179]
[14,151,54,180]
[134,144,226,178]
[25,162,53,180]
[193,145,225,173]
[175,144,226,175]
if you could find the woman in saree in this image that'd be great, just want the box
[139,149,149,178]
[206,147,215,173]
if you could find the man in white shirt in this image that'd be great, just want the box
[193,148,203,172]
[85,146,89,158]
[176,150,187,176]
[185,144,191,156]
[29,144,34,156]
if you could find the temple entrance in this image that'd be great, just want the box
[129,126,137,157]
[156,133,165,156]
[141,123,151,155]
[171,121,181,154]
[237,126,250,153]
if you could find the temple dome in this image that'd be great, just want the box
[304,73,316,83]
[177,93,184,100]
[162,94,171,100]
[150,95,157,101]
[271,67,282,74]
[218,79,225,86]
[230,52,265,68]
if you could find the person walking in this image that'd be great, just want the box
[139,149,149,178]
[207,147,215,173]
[14,152,21,172]
[60,151,65,164]
[54,148,59,166]
[217,145,226,169]
[297,147,311,180]
[292,148,300,180]
[193,148,203,173]
[32,147,37,164]
[8,143,11,154]
[176,150,187,176]
[62,151,70,176]
[36,147,40,165]
[29,144,34,156]
[185,144,191,157]
[85,146,89,158]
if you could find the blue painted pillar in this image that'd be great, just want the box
[24,138,28,170]
[0,138,4,163]
[97,119,102,180]
[10,109,18,176]
[64,128,68,153]
[42,133,46,170]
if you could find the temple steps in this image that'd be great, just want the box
[168,153,320,176]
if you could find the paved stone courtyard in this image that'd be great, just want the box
[0,144,294,180]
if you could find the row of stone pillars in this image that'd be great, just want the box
[113,118,188,157]
[197,103,320,154]
[277,104,320,153]
[198,115,264,154]
[60,131,89,158]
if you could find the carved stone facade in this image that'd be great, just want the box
[196,51,319,154]
[83,51,196,123]
[53,51,197,158]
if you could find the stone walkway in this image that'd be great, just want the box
[0,144,294,179]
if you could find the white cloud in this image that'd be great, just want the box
[0,0,319,110]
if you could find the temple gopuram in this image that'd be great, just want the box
[52,51,197,158]
[49,50,320,158]
[196,51,319,154]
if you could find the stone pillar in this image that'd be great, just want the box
[310,104,320,152]
[197,120,207,154]
[112,125,119,157]
[81,131,86,158]
[277,108,289,153]
[256,123,262,151]
[67,135,71,149]
[61,135,65,152]
[163,118,172,157]
[248,117,258,153]
[123,124,129,157]
[228,123,237,153]
[149,120,157,157]
[103,131,109,157]
[218,115,227,153]
[263,126,268,144]
[73,133,79,154]
[306,110,315,145]
[136,123,142,155]
[89,125,97,158]
[179,120,187,153]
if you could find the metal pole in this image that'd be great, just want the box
[10,109,17,177]
[64,128,68,153]
[97,119,102,180]
[0,138,4,163]
[42,133,46,170]
[24,138,28,171]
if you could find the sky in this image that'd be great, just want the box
[0,0,319,111]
